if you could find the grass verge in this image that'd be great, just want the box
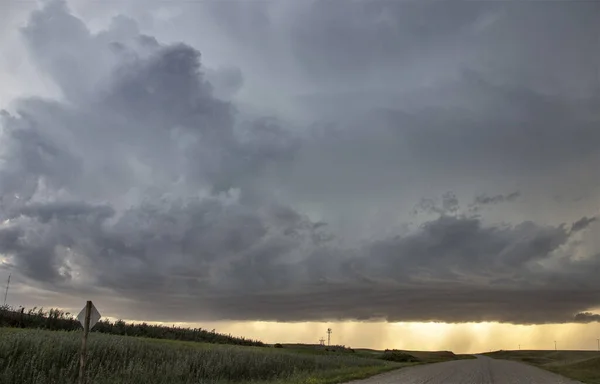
[484,350,600,384]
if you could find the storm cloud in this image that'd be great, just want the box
[1,0,600,325]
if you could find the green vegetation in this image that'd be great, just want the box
[0,328,401,384]
[273,345,473,364]
[379,350,420,363]
[275,344,358,356]
[395,350,476,363]
[485,350,600,384]
[352,348,474,363]
[0,305,475,383]
[0,305,263,347]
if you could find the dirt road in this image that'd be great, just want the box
[348,356,583,383]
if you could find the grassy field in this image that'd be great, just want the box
[396,350,476,362]
[0,328,404,384]
[278,344,475,363]
[0,306,263,347]
[352,348,475,362]
[484,350,600,384]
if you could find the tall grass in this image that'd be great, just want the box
[0,328,396,384]
[0,305,263,347]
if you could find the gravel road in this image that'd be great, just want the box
[348,356,583,384]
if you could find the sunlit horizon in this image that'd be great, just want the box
[5,287,600,355]
[40,308,600,354]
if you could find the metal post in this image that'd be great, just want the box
[78,301,92,384]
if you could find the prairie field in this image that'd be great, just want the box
[0,328,401,384]
[484,350,600,384]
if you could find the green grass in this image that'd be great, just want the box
[484,350,600,384]
[0,306,264,347]
[0,328,402,384]
[399,350,476,363]
[277,344,475,364]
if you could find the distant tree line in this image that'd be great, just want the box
[0,305,265,347]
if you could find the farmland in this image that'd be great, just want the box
[0,328,402,384]
[484,350,600,384]
[0,305,263,347]
[0,306,474,383]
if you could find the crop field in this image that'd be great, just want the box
[484,350,600,384]
[0,305,263,347]
[0,328,401,384]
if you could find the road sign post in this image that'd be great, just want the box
[77,301,101,384]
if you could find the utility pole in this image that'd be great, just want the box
[327,328,332,347]
[3,273,10,306]
[596,338,599,351]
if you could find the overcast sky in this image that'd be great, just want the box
[1,0,600,329]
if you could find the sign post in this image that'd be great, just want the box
[77,301,101,384]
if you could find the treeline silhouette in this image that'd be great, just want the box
[0,305,264,347]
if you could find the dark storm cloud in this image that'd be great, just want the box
[1,0,600,325]
[194,0,600,98]
[474,192,521,206]
[412,192,460,216]
[0,226,22,251]
[570,216,597,233]
[285,0,490,83]
[3,199,599,324]
[173,287,600,325]
[574,312,600,323]
[367,215,571,276]
[205,66,244,100]
[13,202,115,224]
[468,192,521,212]
[276,73,600,207]
[371,74,600,174]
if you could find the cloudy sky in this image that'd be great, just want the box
[1,0,600,352]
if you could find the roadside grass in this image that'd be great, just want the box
[400,350,476,363]
[484,350,600,384]
[0,328,401,384]
[547,356,600,384]
[280,344,474,364]
[455,354,478,360]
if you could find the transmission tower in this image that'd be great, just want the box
[327,328,332,346]
[319,337,325,346]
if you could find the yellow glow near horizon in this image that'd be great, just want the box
[110,319,600,354]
